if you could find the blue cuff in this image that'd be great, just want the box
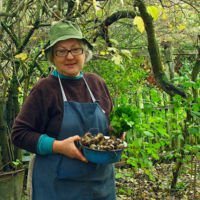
[37,134,56,155]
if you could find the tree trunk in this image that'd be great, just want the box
[191,47,200,103]
[12,63,22,163]
[135,0,186,98]
[0,107,10,171]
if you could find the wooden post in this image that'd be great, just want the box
[162,41,177,149]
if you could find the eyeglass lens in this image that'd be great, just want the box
[56,48,83,56]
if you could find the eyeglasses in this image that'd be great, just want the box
[55,48,84,57]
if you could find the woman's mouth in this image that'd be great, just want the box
[66,63,76,68]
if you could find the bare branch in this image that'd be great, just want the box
[179,0,200,13]
[0,0,27,17]
[93,10,138,46]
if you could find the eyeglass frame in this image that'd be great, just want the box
[54,48,84,57]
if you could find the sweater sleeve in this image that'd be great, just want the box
[11,78,54,153]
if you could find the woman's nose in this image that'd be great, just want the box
[66,52,74,59]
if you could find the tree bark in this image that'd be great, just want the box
[0,106,10,171]
[191,47,200,102]
[93,10,137,46]
[135,0,186,98]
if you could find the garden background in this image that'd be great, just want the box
[0,0,200,199]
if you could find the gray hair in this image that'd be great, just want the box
[46,39,93,64]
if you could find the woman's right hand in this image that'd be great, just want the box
[52,135,88,163]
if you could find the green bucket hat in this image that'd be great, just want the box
[45,20,93,55]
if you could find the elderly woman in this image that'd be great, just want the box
[11,21,116,200]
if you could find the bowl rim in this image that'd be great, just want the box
[79,136,127,152]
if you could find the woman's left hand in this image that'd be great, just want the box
[109,124,126,140]
[52,135,88,163]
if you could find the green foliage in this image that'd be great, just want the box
[12,159,22,166]
[109,99,140,135]
[124,137,164,181]
[84,56,147,100]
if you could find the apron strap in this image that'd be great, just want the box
[58,74,96,102]
[58,74,67,101]
[83,76,96,103]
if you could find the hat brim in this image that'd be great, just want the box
[44,35,93,55]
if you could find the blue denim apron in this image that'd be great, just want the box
[32,76,116,200]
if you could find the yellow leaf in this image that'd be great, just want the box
[100,51,106,56]
[168,24,173,28]
[133,16,145,33]
[147,6,159,21]
[26,25,34,28]
[0,42,2,45]
[18,87,22,91]
[179,24,186,30]
[15,53,28,61]
[93,0,97,14]
[157,6,168,20]
[41,49,45,55]
[31,37,38,40]
[163,15,168,20]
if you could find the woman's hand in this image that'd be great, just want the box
[109,124,126,140]
[52,135,88,163]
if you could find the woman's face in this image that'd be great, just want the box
[52,39,85,77]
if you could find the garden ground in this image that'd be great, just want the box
[21,159,200,200]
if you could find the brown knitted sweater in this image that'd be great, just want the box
[11,73,113,154]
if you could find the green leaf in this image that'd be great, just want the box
[183,81,191,87]
[179,135,184,141]
[118,188,126,194]
[127,121,134,127]
[190,110,200,119]
[151,152,159,160]
[124,172,132,177]
[127,159,138,169]
[157,127,170,137]
[195,145,200,151]
[127,189,133,194]
[143,131,154,137]
[189,127,199,134]
[152,143,161,149]
[145,169,155,181]
[109,39,119,45]
[192,83,198,90]
[131,138,143,148]
[115,173,124,179]
[150,89,160,102]
[192,103,200,112]
[13,161,20,166]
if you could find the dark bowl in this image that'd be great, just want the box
[80,136,127,164]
